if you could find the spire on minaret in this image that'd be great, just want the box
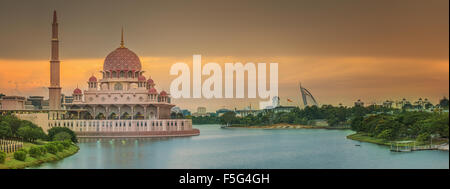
[120,27,125,48]
[53,10,57,24]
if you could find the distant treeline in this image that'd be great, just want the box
[351,111,449,141]
[192,105,397,126]
[191,104,449,141]
[0,115,77,143]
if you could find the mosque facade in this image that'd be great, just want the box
[45,11,198,137]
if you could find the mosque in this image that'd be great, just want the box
[6,11,199,138]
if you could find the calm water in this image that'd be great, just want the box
[34,124,449,169]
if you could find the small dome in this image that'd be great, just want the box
[148,88,158,94]
[73,88,82,94]
[160,90,168,96]
[147,78,154,84]
[138,75,146,81]
[89,75,97,82]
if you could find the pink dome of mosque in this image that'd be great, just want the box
[160,90,168,96]
[147,78,154,84]
[148,88,158,94]
[138,75,146,81]
[73,88,82,94]
[103,47,142,72]
[89,75,97,82]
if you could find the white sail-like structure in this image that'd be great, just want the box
[299,83,318,108]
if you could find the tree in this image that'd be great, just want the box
[439,97,449,109]
[417,133,430,142]
[377,129,394,141]
[47,127,78,143]
[0,121,12,138]
[221,111,236,126]
[54,132,72,141]
[17,125,45,143]
[350,116,363,131]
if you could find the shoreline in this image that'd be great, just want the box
[226,124,350,130]
[0,144,79,169]
[346,132,449,151]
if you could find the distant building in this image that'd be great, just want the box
[181,109,191,116]
[0,95,48,110]
[300,83,318,108]
[63,95,74,104]
[25,101,34,110]
[216,108,232,117]
[206,112,217,117]
[394,98,411,109]
[264,96,281,109]
[42,100,49,110]
[27,96,45,110]
[270,106,297,114]
[171,107,191,116]
[192,107,207,117]
[0,96,26,110]
[383,100,394,108]
[354,99,364,107]
[197,107,206,114]
[171,106,182,114]
[235,109,260,117]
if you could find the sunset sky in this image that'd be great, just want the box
[0,0,448,112]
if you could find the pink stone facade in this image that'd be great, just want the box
[48,119,193,133]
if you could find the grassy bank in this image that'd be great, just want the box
[346,132,448,146]
[228,123,350,130]
[346,133,392,146]
[0,142,79,169]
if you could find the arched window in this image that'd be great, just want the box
[128,71,132,78]
[120,71,125,78]
[135,72,139,78]
[112,71,117,78]
[114,83,123,90]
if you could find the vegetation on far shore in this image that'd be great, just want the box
[227,123,349,129]
[192,97,449,145]
[347,132,448,147]
[350,111,448,144]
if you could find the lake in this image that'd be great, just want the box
[33,124,449,169]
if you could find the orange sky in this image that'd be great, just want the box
[0,55,448,111]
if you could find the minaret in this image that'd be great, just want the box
[49,10,61,110]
